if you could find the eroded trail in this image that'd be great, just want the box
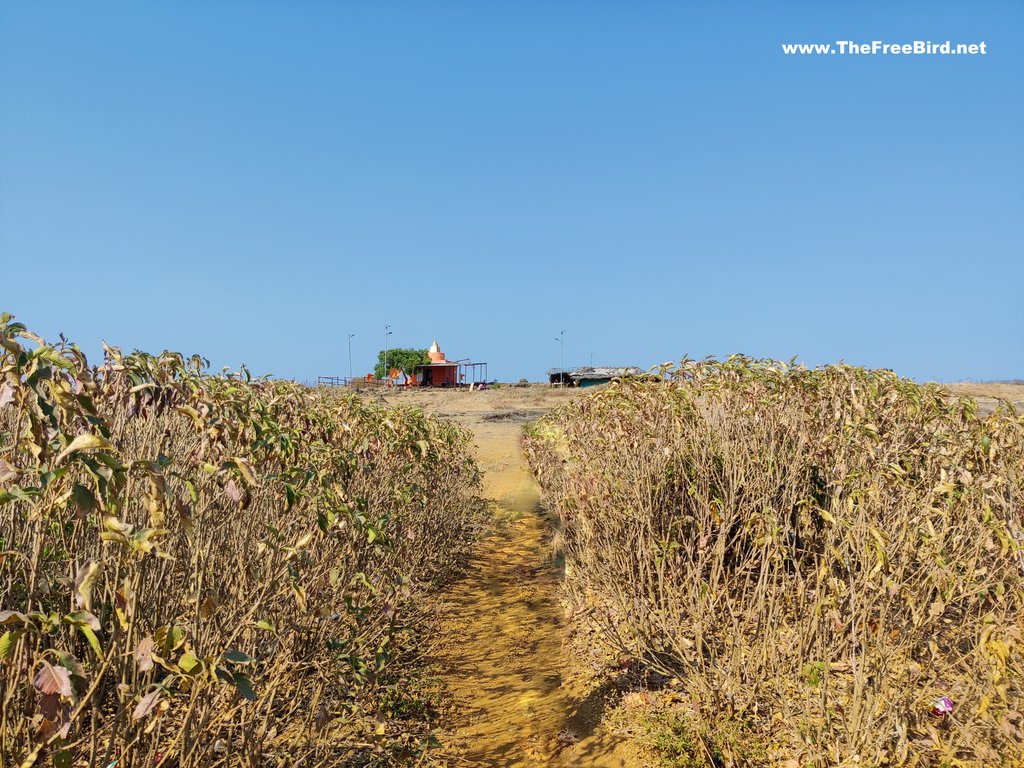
[411,395,629,768]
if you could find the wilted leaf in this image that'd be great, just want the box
[134,636,154,672]
[55,433,112,464]
[0,610,28,626]
[130,527,170,556]
[155,624,185,654]
[39,691,60,720]
[99,530,129,546]
[222,649,253,664]
[114,587,131,629]
[225,479,242,503]
[0,458,17,484]
[33,661,73,698]
[227,456,258,486]
[53,651,84,680]
[199,595,218,619]
[0,383,14,407]
[56,708,72,739]
[176,499,194,535]
[74,560,101,611]
[102,516,133,535]
[144,494,165,528]
[66,610,101,631]
[176,404,204,429]
[131,688,161,722]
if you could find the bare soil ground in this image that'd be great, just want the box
[943,381,1024,415]
[380,386,634,767]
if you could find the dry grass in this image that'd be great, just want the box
[526,358,1024,767]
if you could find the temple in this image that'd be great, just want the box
[411,339,489,388]
[416,339,460,387]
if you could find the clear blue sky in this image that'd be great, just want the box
[2,2,1021,382]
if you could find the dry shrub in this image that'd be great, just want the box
[525,356,1024,766]
[0,315,483,767]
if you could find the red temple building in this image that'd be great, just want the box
[412,339,488,388]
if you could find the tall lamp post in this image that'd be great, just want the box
[384,325,392,381]
[555,330,565,387]
[347,333,355,380]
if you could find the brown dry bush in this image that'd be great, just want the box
[0,315,483,767]
[525,356,1024,767]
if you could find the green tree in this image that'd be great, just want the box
[375,348,429,379]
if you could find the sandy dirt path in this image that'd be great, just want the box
[382,389,632,767]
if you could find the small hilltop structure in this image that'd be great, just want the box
[412,339,489,388]
[317,338,488,388]
[547,365,644,388]
[417,339,459,387]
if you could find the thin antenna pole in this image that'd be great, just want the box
[555,330,566,387]
[348,333,355,380]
